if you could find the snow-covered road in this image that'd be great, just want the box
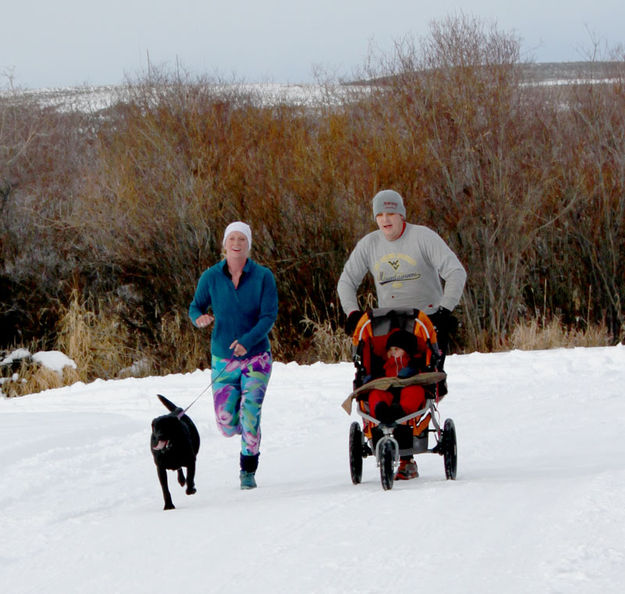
[1,346,624,593]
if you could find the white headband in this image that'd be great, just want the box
[223,221,252,249]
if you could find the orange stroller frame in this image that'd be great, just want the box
[343,307,457,490]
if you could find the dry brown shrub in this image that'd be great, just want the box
[150,310,210,375]
[3,17,625,370]
[300,315,352,363]
[1,358,82,397]
[62,366,82,385]
[55,291,134,380]
[508,316,612,350]
[22,366,64,394]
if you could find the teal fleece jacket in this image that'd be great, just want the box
[189,259,278,359]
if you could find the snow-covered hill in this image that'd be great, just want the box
[1,346,624,593]
[2,62,621,115]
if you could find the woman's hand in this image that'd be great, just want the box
[230,340,248,357]
[195,314,214,328]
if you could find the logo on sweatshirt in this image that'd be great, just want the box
[378,271,421,285]
[375,253,420,286]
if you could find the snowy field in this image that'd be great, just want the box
[2,62,621,115]
[1,345,625,593]
[0,82,361,113]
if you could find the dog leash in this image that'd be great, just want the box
[177,358,233,419]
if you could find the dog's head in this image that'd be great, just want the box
[151,414,182,452]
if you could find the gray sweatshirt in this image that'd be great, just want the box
[337,223,466,316]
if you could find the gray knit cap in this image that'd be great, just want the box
[372,189,406,219]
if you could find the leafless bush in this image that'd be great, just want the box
[1,90,98,345]
[344,14,623,350]
[1,15,623,372]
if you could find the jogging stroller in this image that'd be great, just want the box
[342,307,457,490]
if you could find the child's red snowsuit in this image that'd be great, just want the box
[368,353,426,420]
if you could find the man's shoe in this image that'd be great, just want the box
[240,470,257,490]
[395,457,418,480]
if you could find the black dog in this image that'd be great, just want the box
[151,394,200,510]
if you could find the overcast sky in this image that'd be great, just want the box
[2,0,624,89]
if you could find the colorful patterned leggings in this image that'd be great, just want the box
[211,352,272,456]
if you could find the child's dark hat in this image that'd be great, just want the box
[385,330,419,355]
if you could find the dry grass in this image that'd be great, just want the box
[300,315,352,363]
[54,294,214,379]
[1,358,82,397]
[55,291,134,380]
[1,310,615,398]
[508,317,612,350]
[150,310,211,375]
[22,365,81,395]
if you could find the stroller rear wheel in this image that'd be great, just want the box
[442,418,457,480]
[349,422,364,484]
[380,439,396,491]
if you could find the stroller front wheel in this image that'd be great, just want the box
[379,439,396,491]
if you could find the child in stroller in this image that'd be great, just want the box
[367,329,428,479]
[343,307,457,490]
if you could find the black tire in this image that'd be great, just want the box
[380,439,395,491]
[442,418,457,480]
[349,422,363,484]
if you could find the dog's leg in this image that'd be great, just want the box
[157,465,175,510]
[177,468,186,487]
[185,460,197,495]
